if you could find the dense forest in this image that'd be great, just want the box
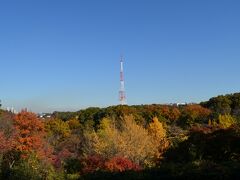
[1,93,240,179]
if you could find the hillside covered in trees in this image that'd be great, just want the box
[1,93,240,179]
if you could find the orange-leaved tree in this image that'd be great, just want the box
[13,110,53,160]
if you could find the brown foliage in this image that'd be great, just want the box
[82,155,105,174]
[161,106,181,121]
[0,131,14,154]
[183,104,211,119]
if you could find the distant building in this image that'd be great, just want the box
[6,107,18,114]
[167,102,194,107]
[176,103,188,106]
[38,113,52,119]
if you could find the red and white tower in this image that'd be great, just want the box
[119,56,127,105]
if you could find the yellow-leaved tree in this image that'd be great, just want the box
[208,114,236,129]
[94,117,120,159]
[45,118,71,146]
[82,116,160,167]
[218,114,236,128]
[82,117,118,158]
[117,115,157,167]
[148,117,169,160]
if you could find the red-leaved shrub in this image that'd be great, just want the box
[105,156,142,172]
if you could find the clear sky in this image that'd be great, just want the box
[0,0,240,113]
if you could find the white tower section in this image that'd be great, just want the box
[119,56,127,105]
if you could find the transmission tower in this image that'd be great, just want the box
[119,56,127,105]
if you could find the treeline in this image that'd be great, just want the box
[201,92,240,118]
[0,93,240,179]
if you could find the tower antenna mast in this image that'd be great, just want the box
[119,56,127,105]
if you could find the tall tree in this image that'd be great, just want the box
[148,117,169,159]
[13,110,52,160]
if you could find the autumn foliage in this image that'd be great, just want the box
[0,131,14,154]
[14,111,45,152]
[1,92,240,179]
[179,104,212,127]
[148,117,169,159]
[105,156,142,172]
[13,110,54,163]
[82,155,141,174]
[160,106,181,121]
[81,155,105,174]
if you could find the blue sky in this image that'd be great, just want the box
[0,0,240,112]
